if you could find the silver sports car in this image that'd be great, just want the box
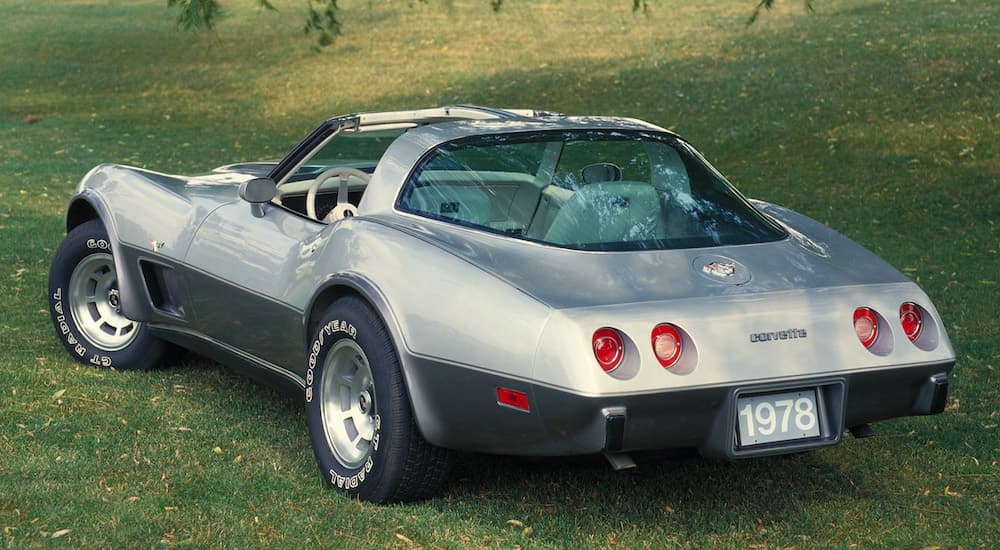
[48,106,955,503]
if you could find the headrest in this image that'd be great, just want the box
[580,162,622,184]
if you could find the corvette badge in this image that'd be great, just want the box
[702,261,736,278]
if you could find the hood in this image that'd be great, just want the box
[210,161,278,178]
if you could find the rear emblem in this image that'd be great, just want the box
[693,255,750,285]
[702,261,736,278]
[750,329,808,343]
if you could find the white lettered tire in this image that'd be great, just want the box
[305,296,451,503]
[48,219,168,371]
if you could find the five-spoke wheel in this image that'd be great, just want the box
[320,339,378,469]
[68,253,138,351]
[48,219,169,371]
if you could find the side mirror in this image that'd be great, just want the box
[238,178,277,217]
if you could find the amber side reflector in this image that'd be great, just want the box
[497,387,530,411]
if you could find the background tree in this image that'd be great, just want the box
[167,0,804,47]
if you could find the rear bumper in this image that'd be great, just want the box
[403,355,953,458]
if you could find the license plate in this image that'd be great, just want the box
[736,389,821,447]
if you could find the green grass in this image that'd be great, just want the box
[1,0,998,547]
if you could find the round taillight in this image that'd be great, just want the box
[853,307,879,348]
[592,328,624,373]
[651,324,683,368]
[900,302,923,342]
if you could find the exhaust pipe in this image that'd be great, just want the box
[849,424,876,438]
[603,452,637,470]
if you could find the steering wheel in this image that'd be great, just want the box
[305,167,371,222]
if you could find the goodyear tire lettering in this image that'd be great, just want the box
[310,316,376,492]
[85,238,110,250]
[52,284,88,357]
[50,219,167,371]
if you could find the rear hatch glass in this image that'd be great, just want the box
[397,130,786,251]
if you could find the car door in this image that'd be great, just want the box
[182,200,325,375]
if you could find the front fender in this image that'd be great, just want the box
[63,190,151,322]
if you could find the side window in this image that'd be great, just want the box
[398,139,546,228]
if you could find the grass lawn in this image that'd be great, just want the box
[1,0,997,547]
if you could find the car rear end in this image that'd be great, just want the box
[528,281,954,459]
[381,119,955,460]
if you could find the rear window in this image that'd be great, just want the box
[396,130,786,251]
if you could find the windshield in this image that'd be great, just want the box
[286,128,405,183]
[396,130,786,251]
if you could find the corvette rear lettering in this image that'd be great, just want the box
[749,329,808,343]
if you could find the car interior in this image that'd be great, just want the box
[274,128,780,250]
[396,135,710,248]
[276,164,373,222]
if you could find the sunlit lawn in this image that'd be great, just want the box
[1,0,997,547]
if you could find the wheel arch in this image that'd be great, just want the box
[305,275,384,349]
[67,196,102,232]
[61,192,150,322]
[304,273,448,447]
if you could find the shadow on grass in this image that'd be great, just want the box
[170,350,883,535]
[435,448,877,536]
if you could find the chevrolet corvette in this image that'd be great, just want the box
[48,106,955,502]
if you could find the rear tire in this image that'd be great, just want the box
[48,219,168,371]
[305,296,452,503]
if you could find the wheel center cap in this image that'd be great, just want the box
[107,289,121,311]
[358,390,372,414]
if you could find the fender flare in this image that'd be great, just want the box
[303,273,450,448]
[64,191,150,322]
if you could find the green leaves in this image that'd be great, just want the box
[303,0,341,48]
[168,0,276,31]
[747,0,814,25]
[167,0,223,31]
[167,1,664,48]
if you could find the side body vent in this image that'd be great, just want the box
[139,260,185,317]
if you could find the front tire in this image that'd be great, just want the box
[306,296,451,503]
[48,219,168,371]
